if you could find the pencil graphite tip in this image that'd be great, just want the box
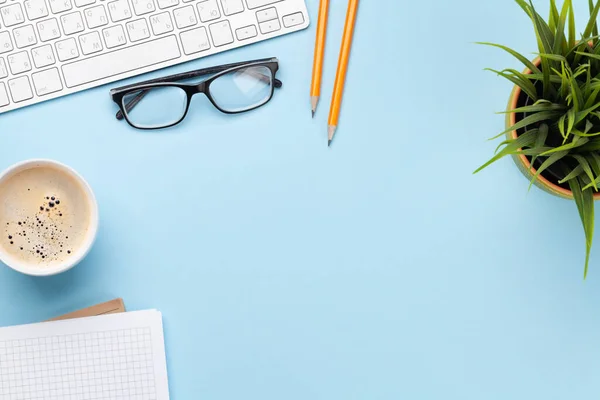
[310,96,319,117]
[328,139,332,147]
[327,125,337,142]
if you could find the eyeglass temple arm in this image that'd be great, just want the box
[116,66,281,120]
[152,62,282,87]
[112,57,280,92]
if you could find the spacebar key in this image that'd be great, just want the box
[62,36,181,88]
[246,0,282,9]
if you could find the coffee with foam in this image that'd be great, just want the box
[0,163,94,270]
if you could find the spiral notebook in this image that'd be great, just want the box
[0,310,169,400]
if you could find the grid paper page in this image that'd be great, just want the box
[0,310,169,400]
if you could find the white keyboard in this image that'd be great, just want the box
[0,0,309,114]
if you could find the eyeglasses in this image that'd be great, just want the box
[110,57,281,130]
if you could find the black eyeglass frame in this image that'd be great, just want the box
[110,57,281,130]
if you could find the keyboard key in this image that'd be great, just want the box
[197,0,220,22]
[246,0,280,9]
[8,76,33,102]
[37,18,61,42]
[126,19,150,42]
[79,31,102,54]
[32,44,56,68]
[0,31,13,54]
[235,25,256,40]
[103,25,126,48]
[209,20,233,47]
[259,18,280,34]
[14,25,38,48]
[1,3,26,27]
[62,35,181,87]
[150,12,173,35]
[24,0,50,20]
[180,27,210,54]
[55,37,79,60]
[32,68,63,96]
[8,51,32,74]
[221,0,243,15]
[174,5,197,29]
[157,0,179,9]
[108,0,132,22]
[132,0,155,16]
[75,0,96,7]
[282,12,304,28]
[60,11,85,35]
[48,0,73,14]
[256,7,276,22]
[0,82,8,107]
[0,58,7,78]
[84,5,108,28]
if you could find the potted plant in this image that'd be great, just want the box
[475,0,600,278]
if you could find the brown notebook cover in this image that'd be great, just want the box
[46,298,126,321]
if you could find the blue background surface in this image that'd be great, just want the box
[2,0,600,398]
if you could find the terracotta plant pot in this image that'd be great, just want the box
[506,58,600,200]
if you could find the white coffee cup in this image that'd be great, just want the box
[0,159,99,276]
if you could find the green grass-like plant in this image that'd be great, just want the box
[475,0,600,278]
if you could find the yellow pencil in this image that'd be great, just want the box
[310,0,330,117]
[328,0,359,146]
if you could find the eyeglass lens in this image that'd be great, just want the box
[122,86,188,129]
[208,66,274,112]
